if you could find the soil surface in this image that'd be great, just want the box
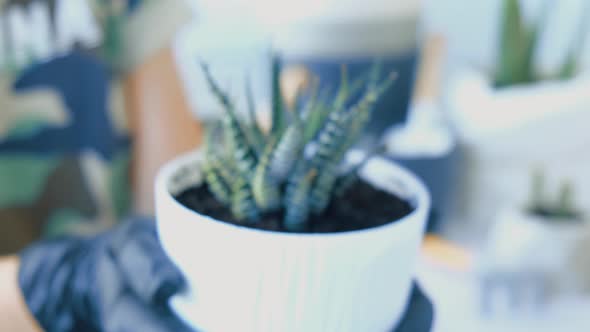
[527,207,582,223]
[175,179,413,233]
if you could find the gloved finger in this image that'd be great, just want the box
[103,292,195,332]
[109,218,186,306]
[18,237,88,332]
[393,283,434,332]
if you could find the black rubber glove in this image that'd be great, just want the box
[393,283,434,332]
[18,218,194,332]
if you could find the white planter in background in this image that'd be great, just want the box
[274,6,419,60]
[175,0,421,123]
[482,208,590,292]
[446,69,590,240]
[155,151,430,332]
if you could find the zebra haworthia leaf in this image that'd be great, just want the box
[269,117,305,182]
[231,172,260,223]
[252,139,281,212]
[201,62,258,174]
[199,63,392,230]
[284,168,317,232]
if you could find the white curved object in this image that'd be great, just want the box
[482,208,590,292]
[446,70,590,239]
[155,151,430,332]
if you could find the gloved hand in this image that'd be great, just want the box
[18,218,193,332]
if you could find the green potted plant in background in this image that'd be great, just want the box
[482,169,590,296]
[155,60,430,332]
[445,0,590,240]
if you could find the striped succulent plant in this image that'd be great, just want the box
[200,60,394,231]
[494,0,589,87]
[527,169,581,221]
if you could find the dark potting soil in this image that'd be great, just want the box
[175,179,413,233]
[527,207,582,223]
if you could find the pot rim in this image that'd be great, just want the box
[451,68,590,94]
[156,150,431,239]
[507,207,587,229]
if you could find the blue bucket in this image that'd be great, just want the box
[275,15,420,145]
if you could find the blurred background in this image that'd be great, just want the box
[1,0,590,331]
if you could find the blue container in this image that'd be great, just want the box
[276,16,420,145]
[391,147,462,233]
[282,55,419,147]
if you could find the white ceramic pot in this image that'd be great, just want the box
[445,69,590,240]
[273,4,419,60]
[482,208,590,291]
[155,151,430,332]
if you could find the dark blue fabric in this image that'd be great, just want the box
[393,283,434,332]
[0,52,130,160]
[19,218,193,332]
